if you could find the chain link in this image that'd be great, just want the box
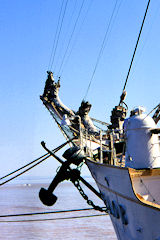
[71,179,108,213]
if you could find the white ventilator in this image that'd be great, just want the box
[125,107,160,169]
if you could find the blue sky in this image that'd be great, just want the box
[0,0,160,179]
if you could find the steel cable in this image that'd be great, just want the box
[50,0,69,70]
[57,0,85,76]
[0,138,75,186]
[84,0,119,100]
[0,153,50,181]
[59,0,93,76]
[0,155,51,186]
[54,0,78,74]
[48,0,65,70]
[120,0,151,102]
[0,207,106,218]
[0,214,106,223]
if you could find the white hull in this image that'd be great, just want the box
[40,71,160,240]
[86,159,160,240]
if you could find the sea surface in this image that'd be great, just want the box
[0,178,117,240]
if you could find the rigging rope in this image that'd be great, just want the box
[59,0,93,76]
[48,0,65,70]
[54,0,78,74]
[0,155,51,186]
[57,0,85,76]
[120,0,151,102]
[0,207,105,218]
[143,103,160,120]
[83,0,119,100]
[0,138,75,186]
[0,153,50,181]
[0,214,106,223]
[50,0,69,70]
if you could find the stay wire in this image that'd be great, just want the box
[143,103,160,120]
[0,139,71,181]
[50,0,69,70]
[0,138,75,186]
[121,0,151,95]
[83,0,119,100]
[0,153,50,181]
[0,214,106,223]
[0,207,106,218]
[0,155,51,186]
[60,0,93,76]
[123,1,160,89]
[54,0,78,74]
[48,0,65,70]
[57,0,85,76]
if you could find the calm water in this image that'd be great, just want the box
[0,180,117,240]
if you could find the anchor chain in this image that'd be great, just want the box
[71,177,108,213]
[39,141,108,212]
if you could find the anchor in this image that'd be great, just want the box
[39,141,84,206]
[39,141,101,206]
[39,161,81,206]
[39,161,70,206]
